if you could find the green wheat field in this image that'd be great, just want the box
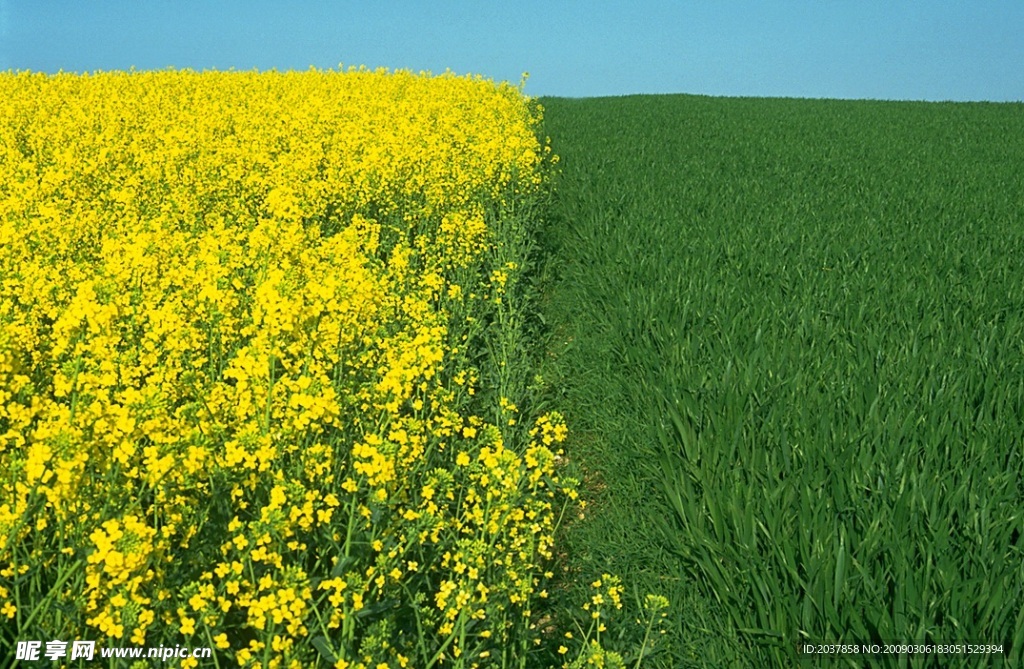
[537,94,1024,668]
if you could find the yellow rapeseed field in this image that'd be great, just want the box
[0,68,605,668]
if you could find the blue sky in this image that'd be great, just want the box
[1,0,1021,101]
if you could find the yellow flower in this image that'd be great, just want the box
[0,66,559,669]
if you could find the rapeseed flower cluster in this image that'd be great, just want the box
[0,67,578,667]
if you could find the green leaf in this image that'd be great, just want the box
[311,636,338,664]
